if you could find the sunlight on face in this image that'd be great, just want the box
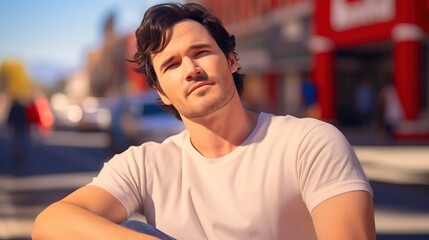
[151,20,238,119]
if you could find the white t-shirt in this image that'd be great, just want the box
[90,113,372,240]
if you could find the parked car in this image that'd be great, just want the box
[50,93,114,132]
[79,97,115,131]
[109,90,185,153]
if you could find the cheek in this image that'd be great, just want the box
[200,56,229,73]
[159,92,172,105]
[158,75,181,98]
[158,81,174,99]
[156,80,174,105]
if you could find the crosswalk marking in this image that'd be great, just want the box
[33,130,110,148]
[0,172,98,239]
[355,146,429,185]
[375,208,429,234]
[0,219,34,239]
[0,172,97,191]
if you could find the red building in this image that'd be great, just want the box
[312,0,429,138]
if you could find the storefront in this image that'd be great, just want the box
[200,0,314,115]
[312,0,429,137]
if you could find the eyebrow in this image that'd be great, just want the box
[159,56,175,72]
[159,43,212,71]
[189,43,211,51]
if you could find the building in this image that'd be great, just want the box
[196,0,316,116]
[196,0,429,140]
[313,0,429,139]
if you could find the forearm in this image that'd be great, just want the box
[32,201,159,240]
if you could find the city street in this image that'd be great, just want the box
[1,126,429,239]
[0,128,111,239]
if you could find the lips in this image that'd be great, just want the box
[188,82,212,95]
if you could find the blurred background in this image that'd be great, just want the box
[0,0,428,239]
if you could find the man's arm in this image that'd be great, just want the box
[32,185,159,240]
[311,190,376,240]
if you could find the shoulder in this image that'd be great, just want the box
[265,113,334,137]
[110,130,188,166]
[263,113,349,152]
[143,129,188,156]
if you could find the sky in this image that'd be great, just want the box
[0,0,174,83]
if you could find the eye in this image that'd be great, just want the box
[195,50,209,57]
[164,62,179,72]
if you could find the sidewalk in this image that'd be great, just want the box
[355,146,429,185]
[341,125,429,146]
[0,127,110,239]
[340,127,429,185]
[341,126,429,185]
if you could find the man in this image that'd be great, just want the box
[33,3,375,240]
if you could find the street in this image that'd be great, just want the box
[1,127,429,239]
[0,128,111,239]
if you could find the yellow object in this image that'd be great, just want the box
[0,60,34,102]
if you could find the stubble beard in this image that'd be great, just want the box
[174,76,236,119]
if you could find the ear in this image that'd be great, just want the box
[228,53,238,73]
[155,87,172,105]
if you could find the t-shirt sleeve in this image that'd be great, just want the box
[88,146,146,218]
[296,122,373,213]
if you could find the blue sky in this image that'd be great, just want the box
[0,0,173,72]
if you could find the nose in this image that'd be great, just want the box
[183,57,202,81]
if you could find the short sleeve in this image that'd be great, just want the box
[89,146,146,217]
[296,123,373,213]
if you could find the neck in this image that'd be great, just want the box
[183,98,259,159]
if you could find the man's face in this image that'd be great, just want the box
[151,19,238,119]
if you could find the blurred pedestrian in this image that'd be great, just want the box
[1,60,33,165]
[301,75,319,118]
[7,98,29,165]
[27,92,55,136]
[378,80,403,142]
[354,76,374,127]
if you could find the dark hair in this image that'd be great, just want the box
[133,2,245,119]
